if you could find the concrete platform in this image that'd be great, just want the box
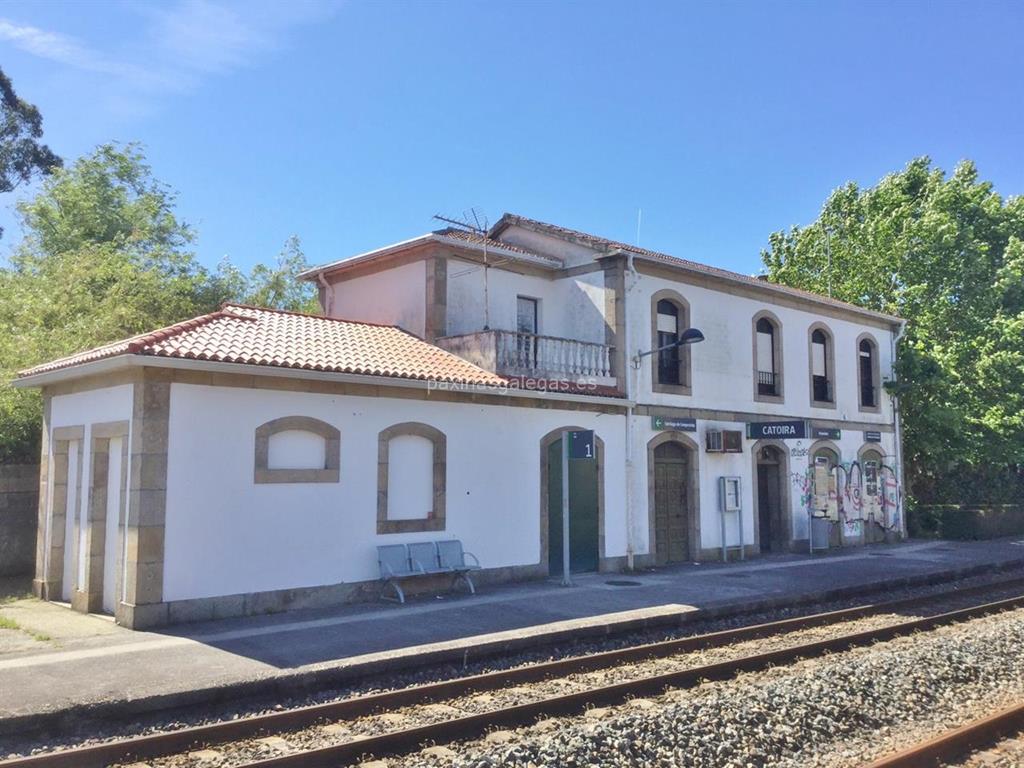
[2,538,1024,734]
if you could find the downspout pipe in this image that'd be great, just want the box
[891,319,908,537]
[618,249,639,571]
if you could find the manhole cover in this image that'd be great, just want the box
[605,580,643,587]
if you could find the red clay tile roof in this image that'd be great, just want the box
[17,304,508,386]
[491,213,902,323]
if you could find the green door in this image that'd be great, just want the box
[547,438,599,573]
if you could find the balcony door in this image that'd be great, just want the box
[516,296,538,372]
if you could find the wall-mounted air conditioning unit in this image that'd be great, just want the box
[706,429,723,452]
[722,430,743,453]
[706,429,743,453]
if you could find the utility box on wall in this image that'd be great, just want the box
[718,476,744,562]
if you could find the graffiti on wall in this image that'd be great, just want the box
[788,456,902,534]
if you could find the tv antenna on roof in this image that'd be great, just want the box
[433,208,493,329]
[433,208,488,235]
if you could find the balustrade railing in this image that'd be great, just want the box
[497,330,613,378]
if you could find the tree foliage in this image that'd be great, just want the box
[762,158,1024,503]
[216,235,319,313]
[0,143,319,462]
[0,66,61,237]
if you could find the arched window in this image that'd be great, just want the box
[254,416,340,484]
[377,423,446,534]
[808,324,836,406]
[657,300,680,384]
[752,311,784,401]
[650,290,691,395]
[858,335,880,411]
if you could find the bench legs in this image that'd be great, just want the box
[381,578,406,604]
[381,573,475,604]
[451,570,476,596]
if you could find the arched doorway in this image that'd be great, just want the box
[860,446,886,543]
[542,429,602,574]
[754,443,789,552]
[647,433,699,565]
[810,442,842,547]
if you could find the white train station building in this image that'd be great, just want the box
[15,213,906,628]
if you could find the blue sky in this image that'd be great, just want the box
[0,0,1021,275]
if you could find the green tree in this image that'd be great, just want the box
[762,158,1024,503]
[216,234,319,313]
[0,143,231,462]
[0,142,324,462]
[0,66,61,237]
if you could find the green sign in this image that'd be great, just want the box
[652,416,697,432]
[811,427,842,440]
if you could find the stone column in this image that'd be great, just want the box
[117,369,170,629]
[31,394,51,598]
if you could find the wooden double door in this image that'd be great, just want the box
[653,441,691,564]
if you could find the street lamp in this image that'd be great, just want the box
[631,327,705,368]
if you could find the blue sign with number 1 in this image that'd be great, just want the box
[568,430,595,460]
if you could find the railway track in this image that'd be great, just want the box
[865,701,1024,767]
[5,579,1024,768]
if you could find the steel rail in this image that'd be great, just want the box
[4,579,1024,768]
[863,701,1024,767]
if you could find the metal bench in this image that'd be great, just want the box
[377,540,481,604]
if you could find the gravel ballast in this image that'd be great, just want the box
[9,572,1024,765]
[392,607,1024,768]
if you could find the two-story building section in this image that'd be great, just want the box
[306,213,906,566]
[15,212,905,629]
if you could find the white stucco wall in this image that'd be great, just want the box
[626,272,897,424]
[162,383,625,602]
[629,417,900,555]
[325,260,426,336]
[445,258,609,345]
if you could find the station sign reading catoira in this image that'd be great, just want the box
[746,419,807,440]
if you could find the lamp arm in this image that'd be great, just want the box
[635,341,684,360]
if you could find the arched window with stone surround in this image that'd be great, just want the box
[377,422,446,534]
[857,334,881,411]
[650,290,692,395]
[254,416,340,484]
[808,323,836,407]
[752,311,784,402]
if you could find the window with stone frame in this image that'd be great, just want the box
[650,290,692,395]
[254,416,340,484]
[377,422,446,534]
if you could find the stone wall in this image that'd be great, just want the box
[0,464,39,576]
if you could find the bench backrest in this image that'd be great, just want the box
[437,539,467,570]
[408,542,439,572]
[377,544,413,577]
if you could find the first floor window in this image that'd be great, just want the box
[656,299,681,385]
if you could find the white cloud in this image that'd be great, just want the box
[0,18,110,71]
[0,1,341,112]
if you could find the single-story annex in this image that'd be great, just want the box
[15,213,906,629]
